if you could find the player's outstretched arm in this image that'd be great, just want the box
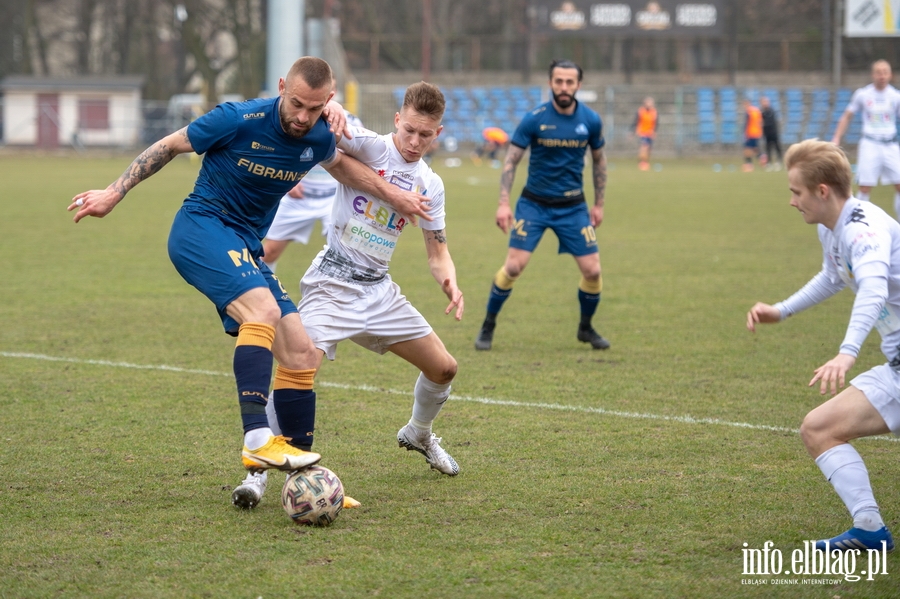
[590,147,607,227]
[424,228,464,321]
[68,127,194,223]
[831,111,852,145]
[323,151,432,226]
[809,353,857,396]
[746,302,782,332]
[496,145,525,233]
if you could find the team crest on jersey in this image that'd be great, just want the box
[575,123,588,135]
[299,147,314,161]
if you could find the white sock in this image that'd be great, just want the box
[815,444,883,530]
[244,427,273,450]
[858,190,871,202]
[264,391,281,435]
[264,260,277,273]
[409,372,451,432]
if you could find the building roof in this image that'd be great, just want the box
[0,75,145,93]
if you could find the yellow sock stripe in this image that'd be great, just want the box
[235,323,276,349]
[579,276,602,294]
[494,267,519,290]
[274,366,316,390]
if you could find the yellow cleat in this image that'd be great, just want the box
[342,496,361,509]
[242,435,321,472]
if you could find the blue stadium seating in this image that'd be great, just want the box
[696,87,716,144]
[782,88,805,144]
[803,89,831,139]
[719,87,739,144]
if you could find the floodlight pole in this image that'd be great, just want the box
[266,0,305,97]
[422,0,432,81]
[833,0,843,86]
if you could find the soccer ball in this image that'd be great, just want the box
[281,465,344,526]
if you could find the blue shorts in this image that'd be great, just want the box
[744,138,760,149]
[509,197,598,256]
[168,205,297,335]
[639,136,654,146]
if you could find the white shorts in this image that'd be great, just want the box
[855,138,900,187]
[297,266,432,360]
[265,196,333,244]
[850,364,900,435]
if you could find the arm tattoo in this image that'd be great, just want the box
[592,148,607,206]
[500,146,525,201]
[112,127,187,197]
[427,229,447,244]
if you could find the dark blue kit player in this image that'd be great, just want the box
[475,59,610,351]
[69,57,431,501]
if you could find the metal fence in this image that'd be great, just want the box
[0,83,862,157]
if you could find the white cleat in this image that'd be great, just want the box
[232,470,268,509]
[397,424,460,476]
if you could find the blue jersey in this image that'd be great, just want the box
[185,96,336,244]
[510,100,604,206]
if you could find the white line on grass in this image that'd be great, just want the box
[5,351,899,443]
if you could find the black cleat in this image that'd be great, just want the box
[475,326,494,351]
[577,327,610,350]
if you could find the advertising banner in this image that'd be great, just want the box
[530,1,725,37]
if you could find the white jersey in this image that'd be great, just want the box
[264,112,363,244]
[312,127,446,283]
[777,199,900,361]
[846,84,900,141]
[299,112,364,200]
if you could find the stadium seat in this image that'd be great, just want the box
[698,121,717,144]
[393,87,406,108]
[782,88,805,144]
[719,87,738,144]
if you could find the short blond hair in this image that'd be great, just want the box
[784,139,852,198]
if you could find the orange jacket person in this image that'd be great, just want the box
[743,99,763,171]
[633,97,658,170]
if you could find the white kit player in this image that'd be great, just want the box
[747,139,898,552]
[232,82,464,508]
[832,60,900,219]
[262,111,364,271]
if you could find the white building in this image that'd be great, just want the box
[1,76,144,149]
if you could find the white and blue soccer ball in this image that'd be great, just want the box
[281,465,344,526]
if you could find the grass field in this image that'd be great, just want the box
[2,152,900,598]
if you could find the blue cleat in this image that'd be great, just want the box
[815,527,894,552]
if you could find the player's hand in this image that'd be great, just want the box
[323,100,351,142]
[68,187,124,223]
[287,182,304,199]
[495,204,514,234]
[384,188,432,227]
[746,302,781,332]
[590,204,604,227]
[441,278,464,321]
[809,353,856,396]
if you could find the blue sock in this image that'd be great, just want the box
[273,389,316,450]
[234,345,273,433]
[578,290,600,328]
[486,282,513,316]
